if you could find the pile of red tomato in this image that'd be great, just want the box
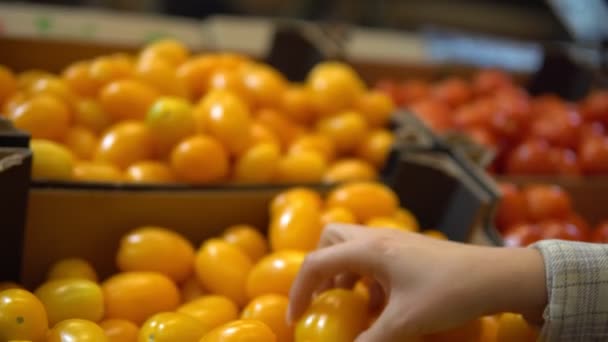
[376,71,608,175]
[496,182,608,246]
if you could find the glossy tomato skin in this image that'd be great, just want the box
[34,278,104,326]
[502,224,543,247]
[246,250,306,299]
[241,294,292,342]
[592,221,608,243]
[523,185,572,222]
[0,289,48,342]
[579,135,608,174]
[529,108,582,149]
[177,295,239,332]
[47,319,108,342]
[138,312,207,342]
[495,183,528,232]
[505,140,555,175]
[200,319,277,342]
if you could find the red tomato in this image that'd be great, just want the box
[565,213,591,233]
[432,77,473,107]
[464,127,498,147]
[408,99,452,132]
[592,221,608,243]
[452,99,494,129]
[493,86,531,119]
[549,148,581,176]
[540,220,589,241]
[529,108,582,148]
[473,69,513,95]
[495,183,528,232]
[502,224,542,247]
[581,90,608,123]
[579,135,608,174]
[523,185,572,221]
[399,79,431,105]
[374,79,402,105]
[531,94,566,116]
[580,121,606,139]
[505,140,555,174]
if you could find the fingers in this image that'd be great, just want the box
[317,223,368,249]
[355,295,414,342]
[287,240,383,323]
[367,279,386,312]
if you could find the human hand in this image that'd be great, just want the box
[288,224,546,341]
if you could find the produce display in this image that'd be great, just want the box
[0,39,396,184]
[0,182,538,341]
[376,72,608,176]
[496,182,608,246]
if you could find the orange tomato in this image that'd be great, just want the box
[140,39,190,67]
[255,108,302,148]
[28,77,77,108]
[288,134,336,162]
[393,208,421,231]
[2,91,27,116]
[206,69,250,101]
[356,90,394,128]
[479,315,499,342]
[276,150,327,183]
[35,279,104,326]
[138,312,206,342]
[281,85,316,124]
[200,320,277,342]
[47,319,108,342]
[424,230,448,240]
[99,80,159,121]
[170,135,229,183]
[270,187,323,217]
[74,161,124,182]
[241,294,292,342]
[116,226,195,283]
[194,239,253,306]
[246,250,305,299]
[47,258,98,282]
[62,126,98,160]
[326,182,399,222]
[100,319,139,342]
[135,58,189,98]
[89,55,134,88]
[102,272,180,325]
[249,122,281,147]
[240,63,287,109]
[194,89,252,156]
[222,225,269,262]
[146,96,195,157]
[323,159,377,183]
[62,61,98,97]
[180,277,206,303]
[176,55,216,99]
[0,289,48,342]
[9,94,70,140]
[317,111,368,154]
[125,161,175,183]
[234,142,281,184]
[295,289,368,342]
[95,121,154,169]
[16,70,53,90]
[30,139,74,180]
[321,206,357,226]
[306,61,365,116]
[177,295,238,331]
[73,99,111,134]
[356,129,394,168]
[496,313,536,342]
[269,203,323,251]
[366,216,415,231]
[0,65,17,106]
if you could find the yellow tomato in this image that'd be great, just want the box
[222,225,269,262]
[255,108,303,149]
[47,319,108,342]
[326,182,399,222]
[140,39,190,67]
[0,65,17,106]
[288,134,336,162]
[356,129,394,169]
[240,62,287,109]
[200,320,277,342]
[176,55,216,99]
[35,279,103,326]
[317,111,368,154]
[16,70,53,90]
[206,69,250,102]
[99,319,138,342]
[73,99,111,134]
[95,121,154,169]
[62,61,98,97]
[496,313,537,342]
[9,94,70,140]
[47,258,98,282]
[177,295,238,332]
[180,277,206,303]
[281,85,316,124]
[194,89,252,156]
[249,122,281,147]
[320,206,357,226]
[241,294,292,342]
[138,312,206,342]
[306,61,365,116]
[0,289,48,342]
[125,161,175,183]
[101,272,180,325]
[89,55,134,89]
[366,216,416,231]
[62,126,98,160]
[356,90,395,128]
[73,161,124,182]
[270,188,323,217]
[146,96,195,157]
[2,91,27,116]
[170,135,229,184]
[99,80,159,121]
[269,203,323,252]
[194,239,253,306]
[135,58,189,98]
[276,150,327,184]
[246,250,305,299]
[116,226,195,283]
[393,208,420,231]
[424,230,448,240]
[295,289,368,342]
[234,142,281,184]
[323,159,377,183]
[30,139,74,181]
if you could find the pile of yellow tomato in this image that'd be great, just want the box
[0,39,396,184]
[0,182,537,341]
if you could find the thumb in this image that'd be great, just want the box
[355,295,418,342]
